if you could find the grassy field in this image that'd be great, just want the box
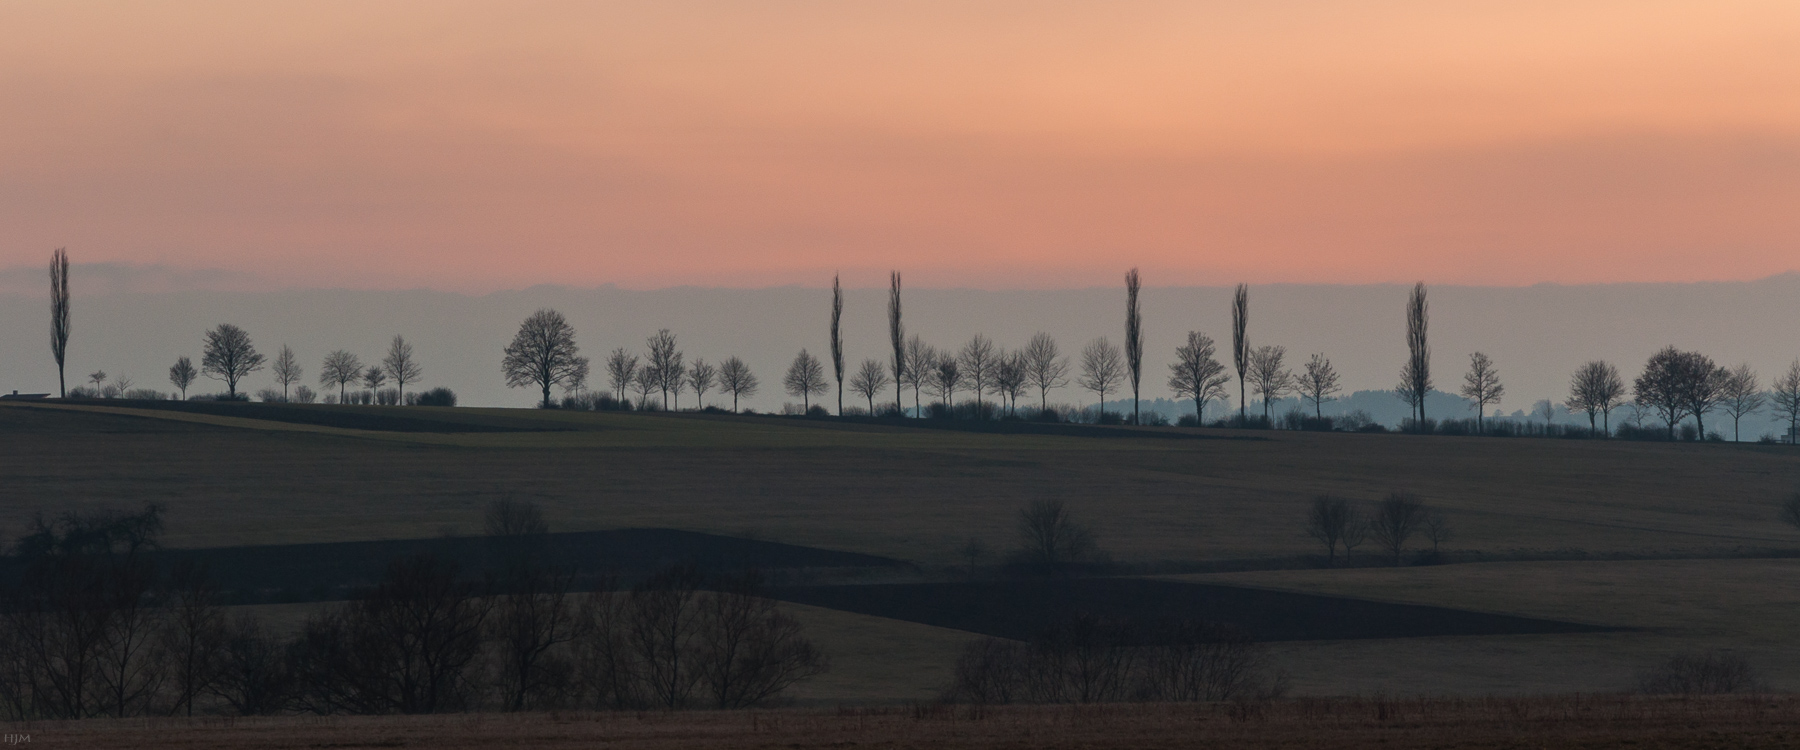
[7,401,1800,703]
[4,402,1799,566]
[18,696,1800,749]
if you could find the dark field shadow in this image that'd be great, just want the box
[0,529,906,604]
[772,578,1619,642]
[77,399,567,433]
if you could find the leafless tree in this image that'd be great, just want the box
[1718,363,1763,442]
[1304,495,1356,566]
[318,350,362,403]
[362,366,387,400]
[1124,268,1144,425]
[111,373,133,399]
[47,246,73,392]
[382,335,424,403]
[1022,332,1070,413]
[1296,353,1341,421]
[272,345,302,401]
[1247,345,1292,423]
[88,369,107,396]
[694,572,828,709]
[783,350,829,412]
[646,329,683,410]
[626,564,706,709]
[993,351,1027,417]
[1636,650,1762,696]
[502,310,589,408]
[928,357,962,412]
[1231,283,1249,423]
[168,356,197,400]
[829,274,845,415]
[849,359,889,413]
[605,348,638,403]
[1078,338,1123,420]
[1397,282,1431,428]
[484,501,578,712]
[959,335,998,418]
[686,359,717,409]
[1369,493,1426,566]
[1635,347,1726,439]
[160,562,227,716]
[1771,361,1800,443]
[1168,332,1229,425]
[1014,499,1097,573]
[292,555,488,715]
[903,335,936,415]
[1568,360,1626,434]
[50,248,72,397]
[1424,512,1452,554]
[888,271,906,413]
[632,366,660,410]
[717,356,757,412]
[201,324,265,399]
[209,614,294,715]
[1459,352,1504,432]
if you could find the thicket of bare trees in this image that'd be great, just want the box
[944,615,1282,705]
[0,504,827,719]
[1305,493,1448,566]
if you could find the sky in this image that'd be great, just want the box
[2,1,1799,291]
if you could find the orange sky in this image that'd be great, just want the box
[2,1,1798,290]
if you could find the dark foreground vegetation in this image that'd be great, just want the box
[0,504,830,719]
[11,695,1800,750]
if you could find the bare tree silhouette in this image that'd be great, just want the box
[783,350,828,412]
[687,359,717,409]
[830,274,845,415]
[1297,353,1341,421]
[718,356,758,413]
[502,310,589,408]
[201,324,265,399]
[1718,363,1763,442]
[272,345,302,401]
[606,348,639,403]
[382,335,423,403]
[1231,284,1249,423]
[1247,345,1292,423]
[1459,352,1504,432]
[1568,360,1626,434]
[1168,332,1228,425]
[1771,361,1800,443]
[888,271,905,414]
[959,335,997,419]
[49,248,71,397]
[319,350,362,403]
[169,355,197,400]
[849,359,889,413]
[1124,268,1143,425]
[1078,338,1123,421]
[1022,332,1070,414]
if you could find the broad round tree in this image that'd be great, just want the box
[502,309,590,408]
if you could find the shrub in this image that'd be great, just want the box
[1279,409,1306,431]
[255,388,287,403]
[124,388,165,400]
[375,388,401,406]
[291,385,318,404]
[1636,651,1762,695]
[1138,412,1170,427]
[414,387,457,407]
[805,404,830,418]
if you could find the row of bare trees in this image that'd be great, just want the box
[1304,494,1451,567]
[0,504,826,718]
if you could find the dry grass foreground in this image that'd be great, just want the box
[13,696,1800,749]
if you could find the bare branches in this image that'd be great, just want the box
[687,359,717,408]
[605,348,639,403]
[888,271,905,413]
[49,248,71,397]
[718,356,758,413]
[1231,284,1249,422]
[1718,363,1763,442]
[1247,345,1292,423]
[1124,268,1143,425]
[1568,360,1625,434]
[1022,333,1069,413]
[849,358,890,413]
[830,274,845,415]
[272,345,303,400]
[1771,361,1800,442]
[1078,338,1123,420]
[382,336,424,402]
[1459,352,1503,431]
[319,350,363,403]
[1398,282,1432,428]
[958,335,997,419]
[168,356,197,400]
[201,324,265,399]
[501,310,589,408]
[1297,354,1341,421]
[782,349,829,412]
